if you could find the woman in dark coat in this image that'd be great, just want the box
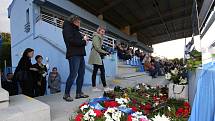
[33,55,48,96]
[13,48,38,97]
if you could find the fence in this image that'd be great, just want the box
[40,13,116,49]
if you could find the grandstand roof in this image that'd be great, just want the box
[70,0,203,45]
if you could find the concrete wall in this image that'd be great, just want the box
[10,0,34,68]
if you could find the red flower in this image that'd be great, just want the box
[183,102,190,108]
[104,101,119,108]
[153,96,159,102]
[176,111,180,117]
[131,106,138,112]
[144,103,152,110]
[93,109,103,117]
[75,114,83,121]
[79,102,88,108]
[176,108,184,117]
[177,108,184,113]
[143,109,150,115]
[183,109,190,117]
[160,95,168,100]
[139,104,145,110]
[132,99,137,104]
[127,115,132,121]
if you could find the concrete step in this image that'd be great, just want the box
[0,95,51,121]
[116,72,147,79]
[0,88,9,109]
[117,64,141,77]
[112,75,169,88]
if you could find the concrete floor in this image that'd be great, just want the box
[36,74,169,121]
[36,87,103,121]
[35,63,169,121]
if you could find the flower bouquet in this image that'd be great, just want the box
[71,84,190,121]
[165,68,187,85]
[165,68,188,99]
[186,49,202,71]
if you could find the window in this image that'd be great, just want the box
[26,9,29,23]
[25,8,30,33]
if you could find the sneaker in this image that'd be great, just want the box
[92,87,102,92]
[104,87,114,92]
[63,95,73,102]
[75,93,89,99]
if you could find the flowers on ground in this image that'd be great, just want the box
[80,103,89,112]
[71,83,191,121]
[104,101,119,108]
[131,112,149,121]
[83,109,96,121]
[175,102,191,118]
[151,114,170,121]
[104,108,122,121]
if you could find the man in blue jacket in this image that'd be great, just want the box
[62,15,89,102]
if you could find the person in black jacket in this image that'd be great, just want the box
[62,15,89,102]
[1,72,18,96]
[33,55,48,96]
[13,48,38,97]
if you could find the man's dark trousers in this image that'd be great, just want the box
[65,56,85,95]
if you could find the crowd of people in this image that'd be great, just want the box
[116,43,184,78]
[1,15,184,102]
[1,50,62,97]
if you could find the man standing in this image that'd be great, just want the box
[62,15,89,102]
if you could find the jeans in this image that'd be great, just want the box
[65,56,85,95]
[92,61,107,87]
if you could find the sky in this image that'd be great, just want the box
[0,0,12,33]
[152,36,201,59]
[0,0,201,59]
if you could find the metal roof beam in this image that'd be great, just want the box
[135,15,191,33]
[150,28,192,43]
[131,5,192,30]
[99,0,123,13]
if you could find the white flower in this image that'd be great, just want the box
[151,114,170,121]
[131,112,149,121]
[104,108,122,121]
[179,77,187,85]
[115,98,129,105]
[171,68,178,75]
[83,109,96,121]
[165,73,171,80]
[80,104,89,112]
[167,106,171,111]
[119,104,127,108]
[135,85,140,89]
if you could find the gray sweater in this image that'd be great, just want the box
[48,72,61,91]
